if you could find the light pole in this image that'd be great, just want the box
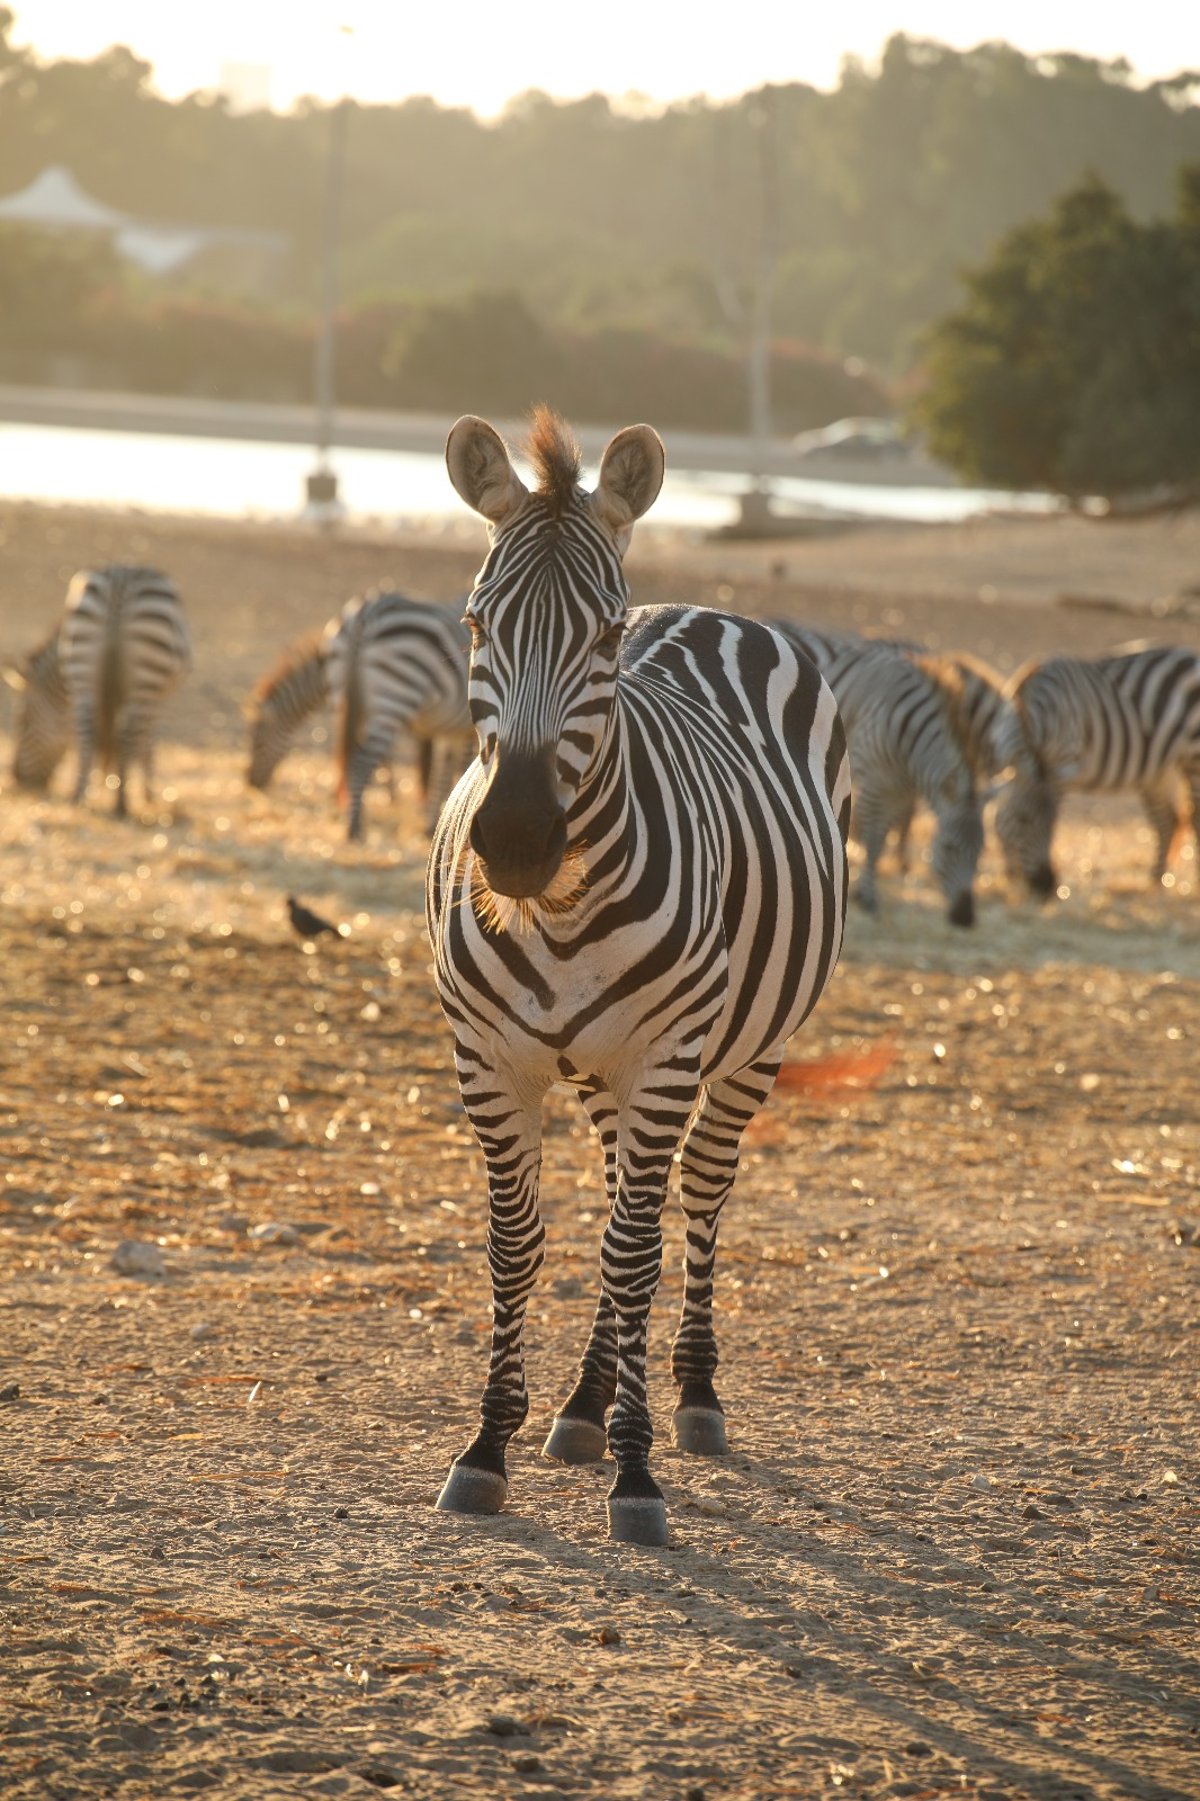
[305,29,353,517]
[737,88,780,534]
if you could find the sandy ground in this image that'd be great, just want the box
[1,499,1199,1801]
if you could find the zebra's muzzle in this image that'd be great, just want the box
[468,760,567,899]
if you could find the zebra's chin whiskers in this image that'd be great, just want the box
[462,841,589,936]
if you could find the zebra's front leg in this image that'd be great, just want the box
[672,1057,780,1455]
[603,1076,698,1546]
[345,732,390,841]
[436,1055,547,1517]
[852,789,888,914]
[1139,775,1181,883]
[543,1080,620,1466]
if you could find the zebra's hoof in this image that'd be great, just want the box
[435,1462,508,1515]
[672,1406,729,1456]
[607,1494,669,1546]
[542,1415,608,1464]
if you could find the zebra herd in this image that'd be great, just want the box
[5,412,1200,1543]
[8,549,1200,920]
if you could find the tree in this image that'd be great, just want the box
[913,169,1200,506]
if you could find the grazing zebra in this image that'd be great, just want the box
[916,650,1014,784]
[323,591,474,839]
[770,622,983,926]
[995,646,1200,895]
[7,627,72,791]
[427,411,850,1545]
[49,566,192,815]
[246,631,330,790]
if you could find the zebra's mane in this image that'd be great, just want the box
[253,631,326,701]
[525,407,582,518]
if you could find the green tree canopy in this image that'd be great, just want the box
[912,168,1200,506]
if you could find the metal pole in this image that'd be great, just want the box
[749,89,774,500]
[307,97,347,511]
[740,89,779,532]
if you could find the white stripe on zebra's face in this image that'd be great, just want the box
[464,509,627,806]
[462,503,627,900]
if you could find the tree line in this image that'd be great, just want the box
[2,9,1199,496]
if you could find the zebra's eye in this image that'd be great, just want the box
[597,623,624,654]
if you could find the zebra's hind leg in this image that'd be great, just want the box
[437,1051,547,1518]
[71,704,96,805]
[671,1057,780,1456]
[543,1080,620,1466]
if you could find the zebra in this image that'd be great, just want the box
[25,566,191,815]
[427,410,850,1546]
[7,627,72,791]
[769,622,983,926]
[915,650,1014,785]
[323,590,474,839]
[994,646,1200,896]
[245,631,330,791]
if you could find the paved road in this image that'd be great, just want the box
[0,383,957,486]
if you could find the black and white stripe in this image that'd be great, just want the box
[324,590,474,839]
[245,631,330,791]
[57,565,191,815]
[995,646,1200,895]
[771,623,983,926]
[8,628,71,791]
[427,412,850,1545]
[916,650,1014,784]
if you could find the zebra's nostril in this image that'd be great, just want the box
[470,804,565,873]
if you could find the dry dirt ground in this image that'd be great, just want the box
[1,500,1199,1801]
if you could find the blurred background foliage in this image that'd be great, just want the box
[1,8,1199,477]
[914,167,1200,507]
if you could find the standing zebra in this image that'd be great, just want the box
[323,590,474,839]
[57,565,191,816]
[427,411,850,1545]
[995,646,1200,895]
[245,631,330,791]
[770,622,983,926]
[7,627,72,791]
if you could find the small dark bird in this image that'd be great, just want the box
[287,895,342,941]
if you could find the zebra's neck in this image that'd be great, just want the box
[555,695,637,917]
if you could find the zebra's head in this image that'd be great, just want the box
[445,408,664,904]
[994,770,1058,898]
[7,635,70,791]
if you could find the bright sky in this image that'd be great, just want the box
[10,1,1195,115]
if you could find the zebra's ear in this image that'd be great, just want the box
[445,416,528,528]
[592,424,665,547]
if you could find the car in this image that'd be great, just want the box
[791,417,913,461]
